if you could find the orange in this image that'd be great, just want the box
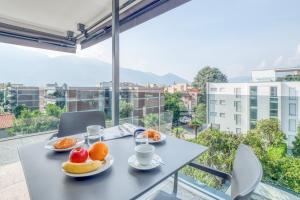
[88,142,109,161]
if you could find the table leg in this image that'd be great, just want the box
[173,171,178,195]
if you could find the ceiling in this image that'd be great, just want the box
[0,0,190,52]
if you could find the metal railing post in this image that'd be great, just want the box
[112,0,120,126]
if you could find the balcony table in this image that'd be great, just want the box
[18,126,207,200]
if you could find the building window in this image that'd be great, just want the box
[210,88,217,92]
[250,86,257,96]
[234,88,241,98]
[289,119,296,132]
[250,121,256,129]
[289,103,296,116]
[220,113,225,118]
[234,101,241,112]
[236,128,241,134]
[210,112,217,117]
[269,86,278,119]
[219,100,226,105]
[289,88,296,100]
[250,86,257,129]
[234,114,241,125]
[270,86,277,97]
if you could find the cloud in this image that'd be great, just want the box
[259,44,300,70]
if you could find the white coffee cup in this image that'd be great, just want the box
[87,125,104,139]
[135,144,155,166]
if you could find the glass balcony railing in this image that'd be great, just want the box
[1,86,300,199]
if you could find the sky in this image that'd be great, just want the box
[7,0,300,81]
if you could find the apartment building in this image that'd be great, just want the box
[98,82,165,119]
[40,83,67,111]
[165,83,199,112]
[207,68,300,147]
[66,87,100,112]
[5,85,40,111]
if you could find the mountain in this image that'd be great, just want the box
[0,44,189,86]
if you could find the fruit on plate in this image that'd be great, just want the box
[53,137,77,149]
[69,147,88,163]
[62,160,102,174]
[89,142,109,161]
[144,129,161,141]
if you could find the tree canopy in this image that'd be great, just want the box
[182,119,300,193]
[164,92,186,124]
[192,66,227,103]
[120,100,133,118]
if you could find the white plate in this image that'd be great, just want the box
[148,133,167,144]
[45,136,85,152]
[135,133,167,144]
[128,154,162,170]
[62,155,114,177]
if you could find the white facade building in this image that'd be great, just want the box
[251,68,300,82]
[207,81,300,147]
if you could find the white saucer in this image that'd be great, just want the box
[128,154,162,170]
[62,154,114,177]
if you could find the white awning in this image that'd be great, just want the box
[0,0,190,53]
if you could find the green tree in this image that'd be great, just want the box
[194,103,206,125]
[182,119,300,193]
[45,104,66,118]
[277,74,300,81]
[164,92,185,124]
[292,125,300,157]
[13,105,28,118]
[120,100,133,118]
[189,119,201,137]
[143,113,159,129]
[192,66,227,103]
[8,107,59,136]
[172,126,186,139]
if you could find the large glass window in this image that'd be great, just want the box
[234,88,241,98]
[289,88,296,100]
[269,86,278,118]
[234,101,241,112]
[234,114,241,125]
[250,86,257,128]
[270,86,277,97]
[289,103,296,116]
[289,119,296,132]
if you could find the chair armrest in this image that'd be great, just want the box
[188,162,231,181]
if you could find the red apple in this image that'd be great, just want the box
[69,147,88,163]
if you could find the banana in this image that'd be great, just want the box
[62,160,103,174]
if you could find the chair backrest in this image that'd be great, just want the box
[57,111,106,138]
[231,144,263,200]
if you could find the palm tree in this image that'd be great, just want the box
[190,119,201,138]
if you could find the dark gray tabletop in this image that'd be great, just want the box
[19,129,207,200]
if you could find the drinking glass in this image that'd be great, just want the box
[135,130,148,145]
[87,125,104,142]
